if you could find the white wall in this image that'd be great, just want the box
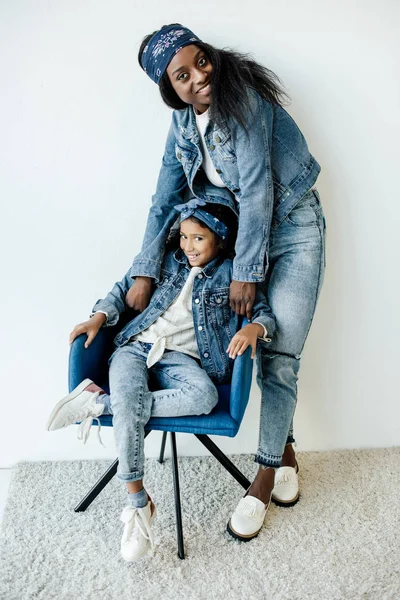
[1,0,399,468]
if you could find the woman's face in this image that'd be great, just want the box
[166,45,212,114]
[180,218,221,268]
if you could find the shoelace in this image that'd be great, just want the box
[77,416,105,447]
[121,506,155,553]
[134,508,155,552]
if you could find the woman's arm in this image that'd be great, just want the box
[129,119,188,283]
[229,91,274,312]
[126,118,187,311]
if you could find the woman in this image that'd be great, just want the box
[127,24,326,541]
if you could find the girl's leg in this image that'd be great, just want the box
[108,342,156,562]
[149,350,218,417]
[108,343,153,486]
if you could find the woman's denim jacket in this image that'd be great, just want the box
[93,249,276,384]
[130,89,320,284]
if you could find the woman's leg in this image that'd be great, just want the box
[249,190,326,503]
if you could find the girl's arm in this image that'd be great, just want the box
[91,270,134,326]
[227,284,276,359]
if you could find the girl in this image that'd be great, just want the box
[46,202,275,561]
[126,24,326,541]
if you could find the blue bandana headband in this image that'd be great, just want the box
[141,25,202,84]
[174,198,229,241]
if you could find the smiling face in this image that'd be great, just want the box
[180,217,221,268]
[166,45,212,114]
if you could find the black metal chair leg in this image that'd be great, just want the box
[158,431,168,463]
[195,434,251,489]
[74,458,119,512]
[170,432,185,559]
[75,431,152,512]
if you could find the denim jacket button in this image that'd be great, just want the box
[195,298,200,304]
[203,352,209,358]
[198,325,203,331]
[177,152,182,159]
[197,274,203,279]
[216,169,222,174]
[215,136,221,143]
[216,298,222,304]
[209,145,215,151]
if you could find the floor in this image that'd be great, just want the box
[0,469,12,526]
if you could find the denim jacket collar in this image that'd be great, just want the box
[173,248,224,278]
[178,107,230,144]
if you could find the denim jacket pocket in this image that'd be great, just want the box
[204,288,231,327]
[175,143,196,176]
[213,131,237,163]
[285,191,320,228]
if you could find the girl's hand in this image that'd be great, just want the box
[125,276,152,312]
[69,313,106,348]
[229,281,256,320]
[226,323,264,360]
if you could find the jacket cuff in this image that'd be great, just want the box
[232,263,265,283]
[91,300,120,327]
[254,322,272,342]
[252,317,275,342]
[130,259,161,282]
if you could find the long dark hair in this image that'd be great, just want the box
[166,203,238,259]
[138,24,289,129]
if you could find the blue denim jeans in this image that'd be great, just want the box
[256,189,326,467]
[105,341,218,482]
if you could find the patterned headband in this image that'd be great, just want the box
[141,25,202,84]
[174,198,229,241]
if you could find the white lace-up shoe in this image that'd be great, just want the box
[46,379,105,444]
[120,501,156,562]
[271,465,299,506]
[227,495,270,541]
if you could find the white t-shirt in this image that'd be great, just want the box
[135,266,202,367]
[195,109,226,188]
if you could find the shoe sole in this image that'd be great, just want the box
[46,378,93,431]
[271,493,300,507]
[226,520,262,542]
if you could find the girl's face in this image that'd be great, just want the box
[166,45,212,114]
[180,218,221,268]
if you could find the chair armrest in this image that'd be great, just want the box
[229,317,254,425]
[68,328,115,393]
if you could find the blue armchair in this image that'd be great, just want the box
[70,317,253,559]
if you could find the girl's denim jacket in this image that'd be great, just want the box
[130,89,320,284]
[93,249,276,384]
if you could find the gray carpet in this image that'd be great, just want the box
[0,448,399,600]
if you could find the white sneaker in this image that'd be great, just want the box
[120,501,156,562]
[271,465,299,506]
[46,379,105,444]
[227,495,270,541]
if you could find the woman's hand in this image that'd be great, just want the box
[125,276,152,312]
[226,323,264,360]
[229,281,256,320]
[69,313,106,348]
